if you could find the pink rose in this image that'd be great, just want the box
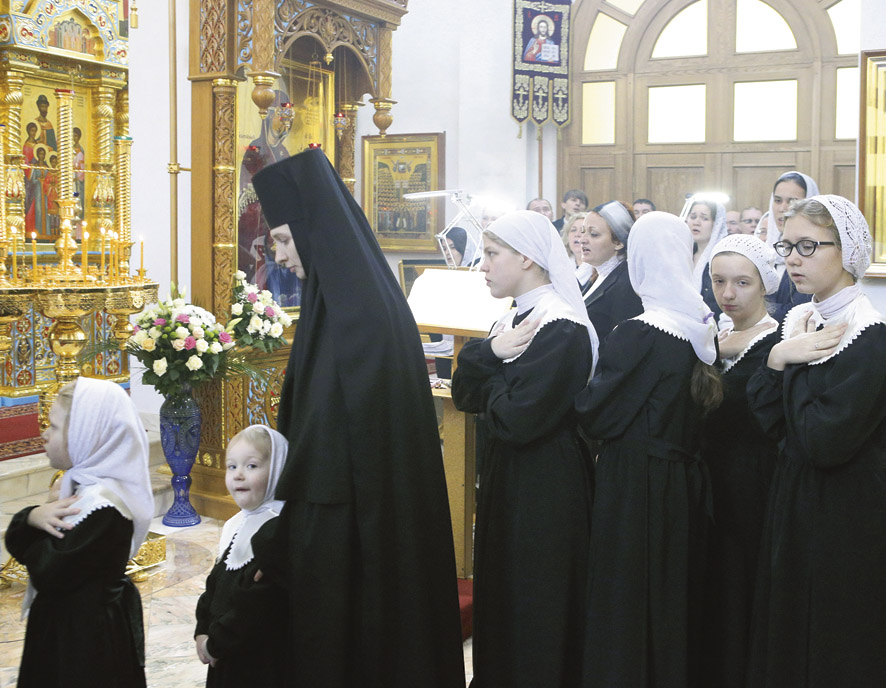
[184,336,196,350]
[247,292,258,303]
[154,318,167,327]
[265,306,276,317]
[132,325,141,333]
[176,314,190,324]
[218,331,232,344]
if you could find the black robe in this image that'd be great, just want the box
[452,314,593,688]
[195,535,288,687]
[699,331,778,688]
[250,149,465,688]
[746,323,886,687]
[700,268,723,320]
[582,260,643,343]
[5,506,146,688]
[575,320,709,688]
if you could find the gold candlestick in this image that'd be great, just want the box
[82,231,89,284]
[100,229,106,279]
[11,229,17,282]
[31,232,36,278]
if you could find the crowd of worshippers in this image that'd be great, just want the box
[6,153,884,688]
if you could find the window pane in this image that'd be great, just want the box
[736,0,796,53]
[827,0,860,55]
[604,0,645,16]
[652,1,707,59]
[648,84,706,143]
[836,67,859,140]
[733,80,797,141]
[584,13,628,71]
[582,81,616,145]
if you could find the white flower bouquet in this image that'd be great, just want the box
[127,285,236,397]
[228,271,293,353]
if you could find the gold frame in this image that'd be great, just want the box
[860,50,886,278]
[362,132,445,252]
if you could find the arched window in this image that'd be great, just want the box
[561,0,858,214]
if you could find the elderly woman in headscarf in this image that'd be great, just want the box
[765,170,820,320]
[699,234,781,688]
[746,195,886,688]
[575,211,722,688]
[250,148,465,688]
[685,197,729,318]
[578,200,643,342]
[452,210,597,688]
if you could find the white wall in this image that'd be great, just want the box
[860,0,886,311]
[128,0,191,415]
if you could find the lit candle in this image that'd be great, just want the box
[100,228,106,278]
[139,234,144,274]
[11,228,16,281]
[31,232,36,277]
[82,231,89,283]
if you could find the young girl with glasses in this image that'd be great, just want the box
[746,195,886,687]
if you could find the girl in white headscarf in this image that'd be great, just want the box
[685,197,729,318]
[451,210,596,688]
[5,378,153,688]
[195,424,289,687]
[575,211,721,688]
[765,170,820,320]
[699,234,781,687]
[746,195,886,688]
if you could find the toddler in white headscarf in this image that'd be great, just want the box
[194,424,289,687]
[5,377,153,687]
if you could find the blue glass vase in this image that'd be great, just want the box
[159,384,202,527]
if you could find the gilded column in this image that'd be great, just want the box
[212,77,237,317]
[54,89,74,210]
[114,137,132,244]
[337,102,360,195]
[92,85,116,245]
[369,27,395,136]
[3,71,26,239]
[249,0,278,117]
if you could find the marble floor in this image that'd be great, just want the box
[0,508,474,687]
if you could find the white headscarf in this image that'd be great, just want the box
[687,200,729,291]
[218,425,288,570]
[710,233,780,294]
[485,210,599,367]
[808,194,873,280]
[766,171,819,263]
[60,377,154,558]
[754,211,771,241]
[629,212,718,364]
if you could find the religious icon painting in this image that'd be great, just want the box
[361,133,445,252]
[513,1,572,130]
[234,59,335,310]
[860,49,886,276]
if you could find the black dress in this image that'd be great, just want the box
[582,261,643,343]
[452,315,594,688]
[700,269,723,320]
[5,506,146,688]
[251,149,465,688]
[746,323,886,687]
[699,331,778,688]
[575,319,709,688]
[195,537,288,688]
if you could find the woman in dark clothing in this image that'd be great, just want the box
[699,234,781,687]
[452,210,597,688]
[576,211,721,688]
[578,200,643,343]
[6,378,153,688]
[250,148,465,688]
[746,195,886,687]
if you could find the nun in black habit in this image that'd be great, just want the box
[250,148,465,688]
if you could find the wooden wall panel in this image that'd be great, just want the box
[644,164,707,215]
[833,164,857,202]
[730,165,794,211]
[580,166,615,206]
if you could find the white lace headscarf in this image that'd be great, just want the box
[710,233,780,294]
[767,171,819,263]
[485,210,599,361]
[686,199,729,291]
[629,212,718,364]
[218,425,288,570]
[806,194,873,280]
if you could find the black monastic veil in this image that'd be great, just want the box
[251,148,465,687]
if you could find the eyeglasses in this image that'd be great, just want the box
[773,240,836,257]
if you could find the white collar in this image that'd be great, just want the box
[593,254,622,280]
[783,287,883,365]
[719,313,778,373]
[515,283,554,315]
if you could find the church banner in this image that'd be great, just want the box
[512,0,572,130]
